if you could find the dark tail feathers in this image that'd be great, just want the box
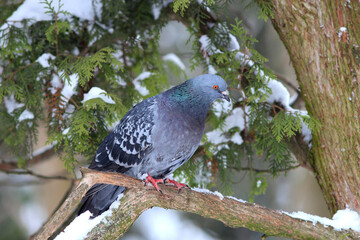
[78,184,125,218]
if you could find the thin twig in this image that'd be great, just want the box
[0,145,56,170]
[232,164,301,174]
[0,169,72,181]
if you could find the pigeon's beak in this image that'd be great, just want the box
[221,90,230,102]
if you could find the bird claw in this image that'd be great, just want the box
[144,174,164,193]
[164,178,188,193]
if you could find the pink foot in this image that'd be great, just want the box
[164,179,189,193]
[145,174,164,193]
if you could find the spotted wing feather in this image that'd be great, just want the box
[89,98,156,172]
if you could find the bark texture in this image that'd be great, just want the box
[32,169,360,240]
[271,0,360,214]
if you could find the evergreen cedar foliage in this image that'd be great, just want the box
[0,0,315,198]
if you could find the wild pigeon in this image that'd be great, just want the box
[78,74,230,217]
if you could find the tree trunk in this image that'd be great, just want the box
[271,0,360,214]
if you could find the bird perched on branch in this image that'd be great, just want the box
[78,74,230,217]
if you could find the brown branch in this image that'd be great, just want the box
[32,168,360,240]
[0,169,72,181]
[233,164,301,173]
[0,145,56,171]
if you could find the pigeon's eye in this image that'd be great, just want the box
[213,85,219,90]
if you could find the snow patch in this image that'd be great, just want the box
[193,187,248,203]
[227,33,240,51]
[192,187,224,200]
[55,194,123,240]
[4,95,25,115]
[61,74,78,104]
[36,53,55,68]
[208,65,217,74]
[339,27,347,38]
[6,0,102,22]
[206,107,247,146]
[133,72,153,96]
[18,109,34,122]
[283,208,360,232]
[82,87,115,104]
[162,53,186,70]
[212,99,233,117]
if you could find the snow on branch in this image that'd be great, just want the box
[31,168,360,240]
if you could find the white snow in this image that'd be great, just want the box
[18,109,34,122]
[31,143,56,158]
[284,208,360,232]
[55,194,123,240]
[61,74,78,104]
[227,33,240,51]
[82,87,115,104]
[193,187,248,204]
[51,74,62,89]
[208,65,217,74]
[193,187,224,200]
[162,53,186,70]
[4,95,25,115]
[62,127,70,135]
[265,79,290,106]
[36,53,55,68]
[339,27,347,38]
[6,0,102,22]
[152,4,162,20]
[226,195,247,203]
[133,72,153,96]
[265,79,313,147]
[199,35,222,55]
[212,99,233,117]
[151,0,173,20]
[206,107,247,146]
[115,75,127,87]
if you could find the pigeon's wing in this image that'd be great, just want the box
[89,98,156,172]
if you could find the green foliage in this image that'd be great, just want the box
[173,0,191,16]
[0,0,316,202]
[249,174,267,202]
[246,0,274,21]
[0,24,32,59]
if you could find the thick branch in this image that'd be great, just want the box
[32,168,359,240]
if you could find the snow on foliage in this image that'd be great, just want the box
[61,74,78,105]
[206,107,248,146]
[4,95,25,115]
[36,53,55,68]
[82,87,115,104]
[200,30,313,147]
[18,109,34,122]
[6,0,102,22]
[162,53,186,70]
[133,72,153,96]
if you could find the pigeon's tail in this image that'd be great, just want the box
[78,184,125,218]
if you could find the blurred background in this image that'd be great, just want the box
[0,1,329,239]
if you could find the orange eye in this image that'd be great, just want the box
[213,85,219,90]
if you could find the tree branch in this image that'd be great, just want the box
[0,144,56,170]
[0,169,72,181]
[32,168,360,240]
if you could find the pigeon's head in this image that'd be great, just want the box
[191,74,230,103]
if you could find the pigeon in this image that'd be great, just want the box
[78,74,230,217]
